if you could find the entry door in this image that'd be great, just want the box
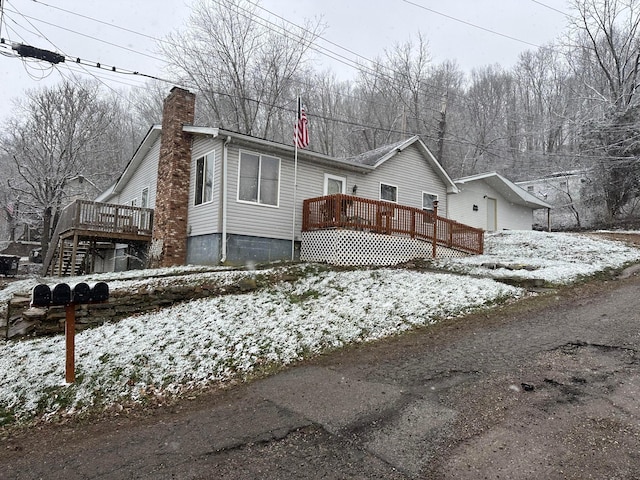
[486,197,497,232]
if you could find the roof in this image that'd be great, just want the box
[342,138,410,166]
[341,136,458,192]
[454,172,553,209]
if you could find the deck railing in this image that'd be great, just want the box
[57,199,154,237]
[302,194,484,255]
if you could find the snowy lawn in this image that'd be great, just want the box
[435,230,640,284]
[1,230,639,426]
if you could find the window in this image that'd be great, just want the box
[141,187,149,208]
[422,192,438,211]
[324,174,346,195]
[380,183,397,202]
[130,198,138,207]
[238,151,280,206]
[195,152,214,205]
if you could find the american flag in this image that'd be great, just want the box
[294,97,309,149]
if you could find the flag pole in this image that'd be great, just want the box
[291,97,300,261]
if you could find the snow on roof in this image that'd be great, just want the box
[342,137,411,166]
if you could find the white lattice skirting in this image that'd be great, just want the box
[300,230,468,266]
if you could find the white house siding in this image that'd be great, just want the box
[224,142,450,242]
[223,143,351,241]
[112,139,160,207]
[187,136,222,236]
[449,181,534,231]
[502,203,534,230]
[353,144,449,214]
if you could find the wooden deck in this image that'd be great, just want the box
[302,194,484,255]
[56,200,154,241]
[43,200,154,275]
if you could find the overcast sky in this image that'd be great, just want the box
[0,0,571,120]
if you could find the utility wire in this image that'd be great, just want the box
[529,0,573,17]
[4,6,166,63]
[402,0,541,48]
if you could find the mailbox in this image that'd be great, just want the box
[51,283,71,306]
[72,282,91,304]
[90,282,109,303]
[31,284,52,307]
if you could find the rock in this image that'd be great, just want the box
[237,277,257,292]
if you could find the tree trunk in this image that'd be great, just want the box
[41,206,52,263]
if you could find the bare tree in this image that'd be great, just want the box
[0,80,120,259]
[567,0,640,220]
[161,0,323,141]
[570,0,640,108]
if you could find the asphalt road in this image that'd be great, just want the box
[2,272,640,479]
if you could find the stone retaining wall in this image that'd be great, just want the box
[5,276,262,338]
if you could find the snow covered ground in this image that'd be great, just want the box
[1,230,639,425]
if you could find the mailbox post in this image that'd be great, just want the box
[31,281,109,384]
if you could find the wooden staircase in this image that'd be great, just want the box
[47,242,89,276]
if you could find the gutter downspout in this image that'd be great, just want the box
[221,136,231,263]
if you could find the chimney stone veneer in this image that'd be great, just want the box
[151,87,196,267]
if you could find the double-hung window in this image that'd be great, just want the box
[238,151,280,206]
[195,152,214,205]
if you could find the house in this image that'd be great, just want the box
[515,170,597,229]
[43,87,484,274]
[448,172,552,231]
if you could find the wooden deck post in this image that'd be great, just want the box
[70,233,79,276]
[410,212,416,239]
[432,200,439,258]
[57,239,65,276]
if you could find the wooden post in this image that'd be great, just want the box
[70,233,79,276]
[432,200,439,258]
[410,211,416,239]
[65,304,75,384]
[57,239,65,276]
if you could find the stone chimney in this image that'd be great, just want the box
[150,87,196,268]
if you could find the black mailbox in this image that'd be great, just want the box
[51,283,71,306]
[72,282,91,304]
[90,282,109,302]
[31,284,52,307]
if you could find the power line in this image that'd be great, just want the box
[30,0,169,46]
[529,0,572,17]
[402,0,541,49]
[4,6,166,63]
[227,0,452,110]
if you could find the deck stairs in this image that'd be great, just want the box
[47,242,89,276]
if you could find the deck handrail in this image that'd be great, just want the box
[302,194,484,255]
[51,199,154,237]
